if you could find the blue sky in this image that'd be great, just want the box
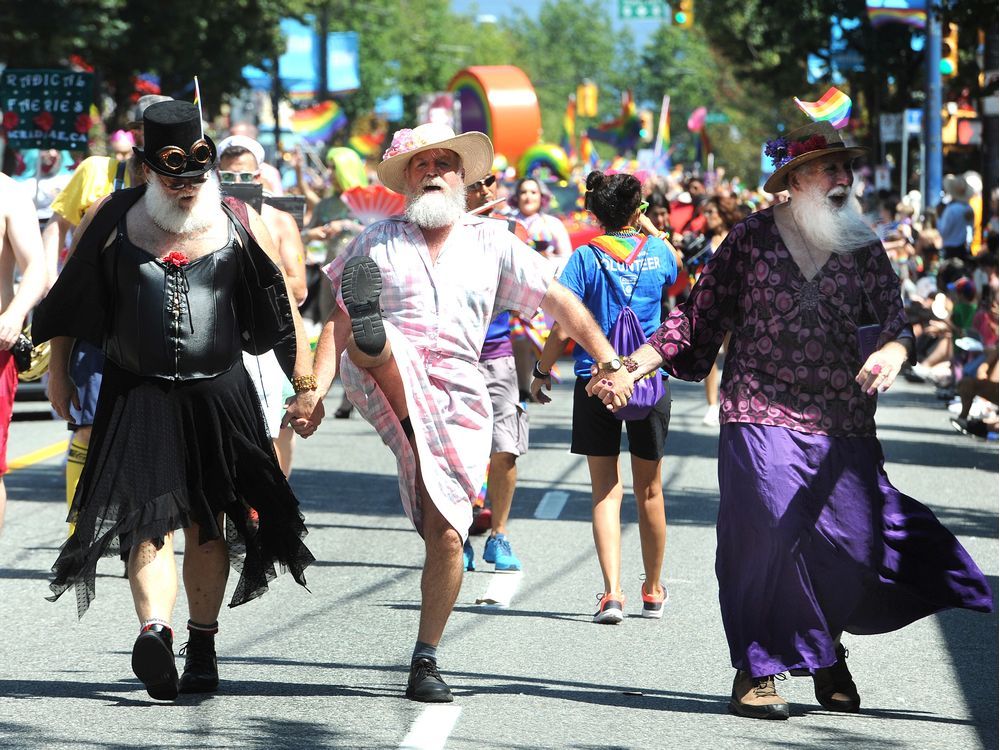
[450,0,663,46]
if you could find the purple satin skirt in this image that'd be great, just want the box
[717,423,993,677]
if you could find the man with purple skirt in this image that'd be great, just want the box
[590,121,993,720]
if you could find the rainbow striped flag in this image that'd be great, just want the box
[561,95,577,163]
[588,90,641,152]
[794,87,852,129]
[348,132,384,158]
[579,133,598,171]
[291,100,348,143]
[653,94,671,168]
[866,1,926,29]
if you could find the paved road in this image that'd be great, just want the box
[2,375,997,749]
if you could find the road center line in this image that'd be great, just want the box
[534,490,569,519]
[8,439,68,471]
[476,570,523,607]
[398,705,462,750]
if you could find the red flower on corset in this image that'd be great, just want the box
[162,251,190,267]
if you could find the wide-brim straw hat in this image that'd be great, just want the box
[376,123,493,194]
[763,121,867,194]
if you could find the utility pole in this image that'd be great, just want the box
[924,6,943,210]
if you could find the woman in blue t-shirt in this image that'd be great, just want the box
[531,171,678,625]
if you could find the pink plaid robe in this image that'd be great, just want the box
[324,215,553,537]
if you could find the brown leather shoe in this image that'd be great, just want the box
[813,643,861,712]
[728,670,790,720]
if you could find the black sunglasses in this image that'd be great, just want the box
[471,174,497,189]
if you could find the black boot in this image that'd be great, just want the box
[131,623,178,700]
[813,643,861,712]
[178,624,219,694]
[405,658,453,703]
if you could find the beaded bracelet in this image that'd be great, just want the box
[622,356,639,373]
[292,374,318,393]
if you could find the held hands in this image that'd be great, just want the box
[855,342,908,395]
[585,364,634,411]
[282,391,325,438]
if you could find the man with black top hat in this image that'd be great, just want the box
[42,93,171,533]
[33,100,318,701]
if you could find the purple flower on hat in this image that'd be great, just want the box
[383,128,416,160]
[764,136,790,169]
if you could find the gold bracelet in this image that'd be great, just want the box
[292,374,317,393]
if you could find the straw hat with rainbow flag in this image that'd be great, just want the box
[763,87,867,194]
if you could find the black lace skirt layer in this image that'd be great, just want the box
[49,360,315,618]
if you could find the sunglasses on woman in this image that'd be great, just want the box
[219,170,260,184]
[155,139,213,173]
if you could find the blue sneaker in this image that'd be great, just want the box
[483,534,522,571]
[462,539,475,572]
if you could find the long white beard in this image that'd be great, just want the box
[789,182,877,254]
[145,172,222,234]
[405,184,467,229]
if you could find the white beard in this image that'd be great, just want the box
[145,172,222,235]
[405,183,467,229]
[789,181,877,254]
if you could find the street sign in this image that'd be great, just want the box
[704,112,729,124]
[905,108,923,134]
[619,0,668,19]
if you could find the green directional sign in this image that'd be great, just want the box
[704,112,730,124]
[619,0,668,20]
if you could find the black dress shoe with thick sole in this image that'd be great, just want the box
[341,255,385,357]
[813,643,861,713]
[405,658,454,703]
[131,625,178,701]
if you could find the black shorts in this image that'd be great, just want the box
[570,377,671,461]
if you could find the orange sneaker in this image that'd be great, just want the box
[640,581,668,619]
[593,592,625,624]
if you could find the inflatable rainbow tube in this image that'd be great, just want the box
[517,143,571,181]
[448,66,541,166]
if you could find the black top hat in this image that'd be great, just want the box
[134,100,217,178]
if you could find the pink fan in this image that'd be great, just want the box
[340,185,406,224]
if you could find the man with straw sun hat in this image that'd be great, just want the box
[309,122,634,702]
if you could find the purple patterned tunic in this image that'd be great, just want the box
[647,207,907,437]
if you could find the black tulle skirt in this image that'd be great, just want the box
[49,360,314,618]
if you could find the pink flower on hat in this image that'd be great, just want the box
[383,129,417,160]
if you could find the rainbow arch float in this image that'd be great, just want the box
[448,66,541,167]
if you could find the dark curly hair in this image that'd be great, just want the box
[584,171,642,230]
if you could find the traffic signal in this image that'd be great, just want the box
[940,22,958,78]
[673,0,694,28]
[639,110,654,142]
[576,81,598,118]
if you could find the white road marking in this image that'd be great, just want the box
[399,705,462,750]
[534,490,569,519]
[475,570,523,607]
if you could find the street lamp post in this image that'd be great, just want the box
[924,6,943,210]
